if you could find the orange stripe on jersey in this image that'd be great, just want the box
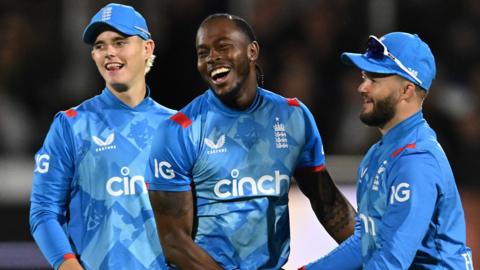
[63,253,76,261]
[65,108,77,118]
[391,143,416,158]
[296,165,326,174]
[286,98,300,107]
[170,112,192,128]
[310,164,326,172]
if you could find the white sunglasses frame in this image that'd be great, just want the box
[368,35,423,85]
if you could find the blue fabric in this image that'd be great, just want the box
[305,216,363,270]
[305,110,473,269]
[83,3,151,44]
[342,32,436,90]
[147,87,325,269]
[30,87,174,269]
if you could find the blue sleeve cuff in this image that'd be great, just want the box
[31,218,73,269]
[304,234,363,270]
[147,181,191,192]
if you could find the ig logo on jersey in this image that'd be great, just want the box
[390,182,411,204]
[34,154,50,174]
[154,159,175,179]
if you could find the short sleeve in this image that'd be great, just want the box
[296,102,325,169]
[146,118,195,192]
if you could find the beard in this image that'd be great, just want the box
[211,59,252,109]
[212,79,243,108]
[110,83,129,93]
[360,93,397,128]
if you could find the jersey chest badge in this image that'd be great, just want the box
[371,160,387,191]
[92,132,117,152]
[273,117,288,149]
[205,134,227,155]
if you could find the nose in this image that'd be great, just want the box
[357,80,369,94]
[105,44,116,58]
[206,49,220,63]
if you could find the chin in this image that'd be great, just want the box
[211,84,242,108]
[109,83,129,93]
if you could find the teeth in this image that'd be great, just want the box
[211,67,230,77]
[106,63,123,70]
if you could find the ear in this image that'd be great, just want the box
[144,39,155,59]
[247,41,259,62]
[400,80,416,101]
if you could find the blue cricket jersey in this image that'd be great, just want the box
[147,88,325,270]
[305,111,473,270]
[30,88,174,270]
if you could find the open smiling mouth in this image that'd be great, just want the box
[105,63,124,71]
[210,67,231,84]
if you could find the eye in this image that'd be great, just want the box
[114,40,127,47]
[197,49,208,59]
[93,43,104,51]
[218,43,231,51]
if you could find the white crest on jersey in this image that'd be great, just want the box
[361,167,368,178]
[273,117,288,149]
[92,133,117,152]
[205,134,225,149]
[92,133,115,146]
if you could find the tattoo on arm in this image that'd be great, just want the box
[295,169,356,242]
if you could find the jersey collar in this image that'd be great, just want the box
[206,87,263,115]
[381,110,425,146]
[100,86,153,111]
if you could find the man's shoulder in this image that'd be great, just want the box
[259,87,303,108]
[53,94,102,122]
[148,98,177,116]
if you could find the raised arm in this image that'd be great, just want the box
[294,168,356,243]
[149,190,222,270]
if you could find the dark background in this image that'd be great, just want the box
[0,0,478,268]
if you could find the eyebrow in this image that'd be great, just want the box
[93,35,128,46]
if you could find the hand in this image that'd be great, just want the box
[58,258,84,270]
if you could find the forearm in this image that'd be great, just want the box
[302,233,362,270]
[149,190,222,269]
[30,216,75,269]
[58,257,84,270]
[295,169,356,243]
[162,233,222,270]
[310,184,356,242]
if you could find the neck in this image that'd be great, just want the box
[232,85,257,110]
[230,70,258,110]
[108,81,147,108]
[379,105,421,135]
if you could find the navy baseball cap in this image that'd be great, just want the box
[341,32,436,91]
[83,3,151,44]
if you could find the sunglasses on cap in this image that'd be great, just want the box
[366,35,422,85]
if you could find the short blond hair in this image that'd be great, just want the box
[145,54,155,74]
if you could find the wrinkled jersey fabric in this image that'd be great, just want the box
[148,88,325,269]
[30,88,174,270]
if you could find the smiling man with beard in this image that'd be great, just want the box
[302,32,473,270]
[146,13,356,270]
